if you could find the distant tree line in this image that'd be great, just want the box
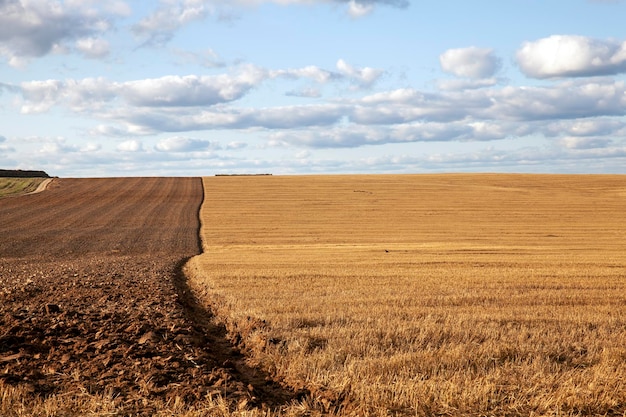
[0,169,50,178]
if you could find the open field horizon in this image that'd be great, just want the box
[1,173,625,416]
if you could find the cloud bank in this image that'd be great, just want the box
[0,0,126,66]
[440,47,501,79]
[3,0,626,176]
[517,35,626,78]
[133,0,410,46]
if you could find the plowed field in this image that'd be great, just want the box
[0,178,296,416]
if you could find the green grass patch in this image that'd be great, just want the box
[0,177,45,197]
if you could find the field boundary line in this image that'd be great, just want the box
[198,177,210,252]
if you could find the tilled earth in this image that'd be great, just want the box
[0,178,297,414]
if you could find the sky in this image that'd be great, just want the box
[1,0,626,177]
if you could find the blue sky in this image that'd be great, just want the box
[1,0,626,177]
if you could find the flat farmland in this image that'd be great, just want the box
[190,174,626,416]
[3,174,626,416]
[0,178,297,416]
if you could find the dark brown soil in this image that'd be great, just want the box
[0,178,300,415]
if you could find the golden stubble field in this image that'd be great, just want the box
[187,174,626,416]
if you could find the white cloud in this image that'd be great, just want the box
[271,66,338,84]
[268,125,384,148]
[336,59,384,88]
[80,143,102,152]
[439,47,501,79]
[122,70,266,107]
[467,121,534,141]
[267,122,480,148]
[88,124,131,138]
[39,140,80,155]
[545,118,625,137]
[172,48,226,68]
[155,136,221,152]
[117,140,143,152]
[19,80,64,114]
[9,62,626,169]
[486,80,626,121]
[134,103,346,131]
[133,0,409,46]
[352,89,480,124]
[516,35,626,79]
[75,37,110,59]
[358,142,626,173]
[133,0,211,47]
[9,134,626,178]
[134,0,408,46]
[436,78,499,91]
[19,77,115,114]
[17,67,269,113]
[285,87,322,98]
[331,120,526,147]
[560,137,613,149]
[103,0,132,16]
[231,0,409,7]
[360,88,422,104]
[348,0,374,17]
[6,1,626,177]
[226,141,248,150]
[0,0,121,65]
[132,0,409,46]
[13,62,387,120]
[15,74,626,143]
[294,150,310,159]
[354,79,626,125]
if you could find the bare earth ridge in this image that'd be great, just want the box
[26,178,53,196]
[0,178,297,414]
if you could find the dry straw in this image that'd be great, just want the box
[190,174,626,416]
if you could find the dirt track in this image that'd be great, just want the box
[0,178,296,414]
